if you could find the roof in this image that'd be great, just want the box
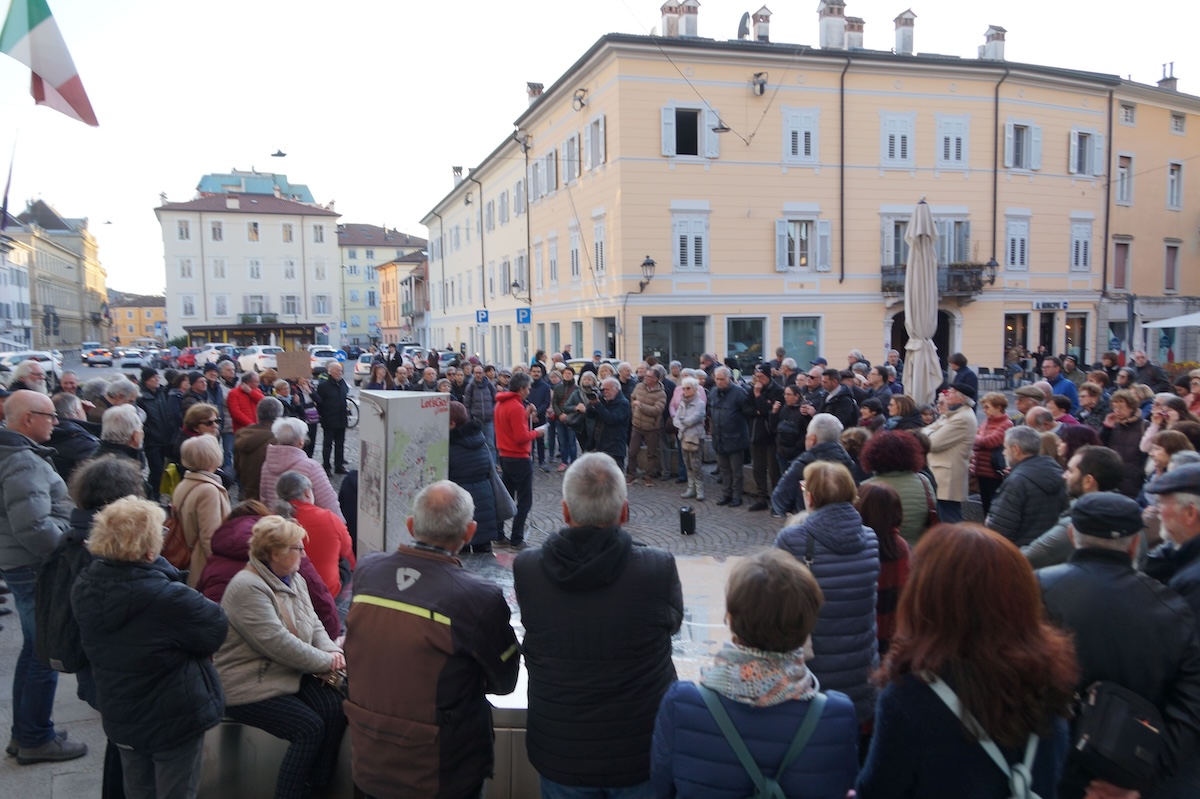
[18,199,80,231]
[336,223,426,248]
[155,193,339,217]
[107,291,165,308]
[196,171,315,204]
[391,251,428,264]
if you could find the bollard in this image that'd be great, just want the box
[680,506,696,535]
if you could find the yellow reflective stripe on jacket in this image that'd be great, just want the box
[352,594,451,626]
[500,644,519,662]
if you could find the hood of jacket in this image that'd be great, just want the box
[1011,454,1066,496]
[77,557,185,634]
[539,524,633,590]
[495,390,524,407]
[0,428,52,459]
[449,420,487,449]
[807,440,854,470]
[805,502,873,555]
[209,515,258,560]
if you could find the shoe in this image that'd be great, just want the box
[0,607,10,617]
[539,464,550,473]
[681,488,696,499]
[770,510,784,519]
[322,464,332,474]
[625,475,636,484]
[748,500,769,512]
[643,478,655,488]
[556,464,567,472]
[16,735,86,765]
[7,731,67,757]
[695,491,705,501]
[729,499,743,508]
[335,467,349,475]
[509,541,528,551]
[716,497,732,506]
[493,537,512,549]
[676,477,688,484]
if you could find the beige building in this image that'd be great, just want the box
[422,5,1199,372]
[378,251,428,345]
[109,292,167,346]
[336,224,425,346]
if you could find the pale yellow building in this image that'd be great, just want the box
[110,294,167,346]
[336,224,425,346]
[423,8,1198,371]
[378,252,428,344]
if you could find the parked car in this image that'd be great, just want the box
[309,347,340,376]
[238,345,283,373]
[176,346,202,368]
[84,347,114,367]
[119,349,151,370]
[343,345,364,360]
[0,351,64,391]
[437,352,460,376]
[197,343,235,365]
[353,353,373,386]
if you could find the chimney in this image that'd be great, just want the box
[452,166,464,187]
[846,16,865,49]
[159,192,168,206]
[679,0,699,38]
[979,25,1006,60]
[660,1,680,37]
[818,0,846,49]
[752,5,771,42]
[894,9,916,55]
[273,184,282,198]
[225,196,240,210]
[1158,62,1178,91]
[526,82,544,106]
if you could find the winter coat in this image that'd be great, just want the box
[971,413,1013,479]
[629,381,666,432]
[565,385,599,446]
[462,377,497,424]
[528,377,553,425]
[166,388,186,433]
[179,389,208,416]
[1135,361,1172,394]
[195,514,340,639]
[886,411,925,431]
[1021,505,1075,570]
[775,502,881,722]
[315,375,350,429]
[1047,373,1080,414]
[771,441,856,517]
[985,455,1068,547]
[1145,534,1200,626]
[448,421,502,545]
[709,383,750,454]
[769,402,807,462]
[551,379,576,417]
[138,384,174,448]
[747,381,784,445]
[232,423,275,502]
[672,395,706,449]
[821,386,860,432]
[225,385,263,433]
[495,391,539,459]
[924,404,978,503]
[72,556,227,752]
[172,469,231,588]
[0,429,72,571]
[1077,398,1110,431]
[588,392,632,463]
[48,418,101,482]
[1101,416,1148,498]
[289,500,355,597]
[862,471,934,548]
[259,443,344,520]
[214,557,339,706]
[513,525,683,787]
[651,681,859,799]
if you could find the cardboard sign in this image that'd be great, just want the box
[276,351,311,381]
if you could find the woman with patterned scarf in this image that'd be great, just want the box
[650,549,859,798]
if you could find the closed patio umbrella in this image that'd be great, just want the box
[902,200,942,406]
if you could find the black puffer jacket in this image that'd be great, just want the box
[747,381,784,445]
[48,419,100,482]
[771,441,857,517]
[513,526,683,788]
[316,375,350,429]
[72,556,227,752]
[137,384,173,448]
[985,455,1068,546]
[769,402,807,463]
[448,421,500,545]
[709,383,750,454]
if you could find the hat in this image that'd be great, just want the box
[948,382,977,402]
[499,368,512,377]
[593,350,602,357]
[810,357,828,366]
[1014,385,1044,400]
[140,367,158,384]
[1071,493,1144,539]
[202,362,219,374]
[754,363,771,375]
[1144,463,1200,496]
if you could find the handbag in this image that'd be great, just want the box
[559,411,586,431]
[919,473,940,531]
[1073,681,1165,792]
[990,447,1007,476]
[159,462,182,497]
[490,463,517,521]
[160,505,192,570]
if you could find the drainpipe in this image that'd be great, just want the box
[1101,89,1114,303]
[991,66,1010,263]
[839,56,851,283]
[431,210,445,348]
[467,176,485,310]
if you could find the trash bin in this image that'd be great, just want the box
[680,506,696,536]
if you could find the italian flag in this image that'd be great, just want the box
[0,0,97,126]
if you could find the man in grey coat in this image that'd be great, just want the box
[709,367,750,507]
[0,391,84,764]
[986,425,1069,547]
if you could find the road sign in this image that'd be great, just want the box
[321,324,330,334]
[475,310,489,325]
[516,307,531,325]
[1109,336,1121,351]
[340,321,348,331]
[336,350,347,362]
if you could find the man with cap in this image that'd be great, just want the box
[985,425,1069,546]
[810,356,828,369]
[923,383,978,523]
[1061,354,1086,387]
[1010,385,1044,425]
[580,350,604,376]
[1023,445,1125,569]
[1145,464,1200,625]
[1038,492,1200,799]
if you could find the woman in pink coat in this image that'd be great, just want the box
[259,417,344,520]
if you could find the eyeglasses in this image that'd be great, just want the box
[198,419,218,427]
[288,545,305,553]
[29,410,58,422]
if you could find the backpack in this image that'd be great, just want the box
[160,504,192,570]
[34,532,93,673]
[698,685,827,799]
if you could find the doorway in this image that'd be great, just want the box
[890,310,953,371]
[642,316,706,366]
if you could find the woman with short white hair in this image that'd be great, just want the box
[259,417,344,519]
[173,435,231,587]
[98,404,151,496]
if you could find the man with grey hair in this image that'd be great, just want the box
[234,396,283,501]
[82,377,111,424]
[709,366,749,507]
[582,376,631,472]
[345,481,519,799]
[316,361,350,473]
[98,404,152,496]
[985,425,1068,546]
[1145,464,1200,624]
[11,360,49,394]
[1024,405,1058,434]
[48,392,99,481]
[514,454,682,796]
[771,413,856,516]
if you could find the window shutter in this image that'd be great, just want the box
[1030,125,1043,170]
[1068,132,1079,175]
[704,108,721,158]
[775,219,789,271]
[936,219,952,265]
[1092,134,1105,176]
[783,110,798,160]
[881,219,895,268]
[817,220,833,272]
[673,217,683,269]
[1003,122,1014,169]
[661,107,676,157]
[561,142,569,181]
[693,223,705,269]
[597,115,606,165]
[961,221,971,262]
[583,126,593,171]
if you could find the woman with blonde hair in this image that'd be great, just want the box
[173,434,231,587]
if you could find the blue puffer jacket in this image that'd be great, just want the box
[448,421,501,544]
[651,681,859,798]
[775,502,881,722]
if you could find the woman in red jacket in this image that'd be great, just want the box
[971,392,1014,516]
[225,371,264,432]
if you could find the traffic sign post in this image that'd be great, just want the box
[516,307,531,333]
[475,310,490,325]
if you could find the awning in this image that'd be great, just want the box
[1142,312,1200,329]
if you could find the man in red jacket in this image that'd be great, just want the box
[226,371,264,432]
[494,372,547,550]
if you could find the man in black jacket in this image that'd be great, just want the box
[1038,493,1200,799]
[49,392,100,483]
[771,413,856,517]
[985,425,1069,547]
[316,361,350,473]
[513,453,683,797]
[819,370,859,431]
[136,368,172,499]
[709,367,749,507]
[746,366,783,511]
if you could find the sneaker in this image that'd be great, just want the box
[539,463,551,473]
[509,541,528,551]
[716,497,733,506]
[642,478,655,488]
[626,475,636,485]
[16,736,86,765]
[493,537,512,549]
[7,731,67,757]
[728,498,743,508]
[748,500,769,512]
[556,464,567,472]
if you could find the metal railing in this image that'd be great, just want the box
[880,262,987,297]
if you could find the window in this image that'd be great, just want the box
[499,191,509,224]
[500,261,511,295]
[782,107,819,165]
[563,134,580,183]
[245,295,267,315]
[881,218,910,267]
[584,115,606,169]
[276,259,293,280]
[146,310,153,319]
[1119,103,1136,125]
[1070,222,1092,272]
[282,223,294,243]
[1116,155,1133,205]
[543,151,558,194]
[349,290,360,303]
[179,258,193,279]
[569,230,581,281]
[314,295,330,314]
[535,245,544,288]
[936,114,969,168]
[1165,243,1181,292]
[365,249,374,260]
[313,225,324,243]
[1069,129,1104,176]
[549,237,559,285]
[572,321,583,356]
[125,310,133,319]
[661,104,720,158]
[1168,162,1183,210]
[351,315,361,327]
[1112,241,1130,290]
[247,222,259,242]
[727,318,764,373]
[248,259,262,279]
[551,322,561,354]
[488,263,495,297]
[314,259,326,280]
[282,295,299,315]
[1171,113,1186,134]
[210,221,222,241]
[880,112,916,167]
[347,248,358,260]
[775,218,832,271]
[367,290,377,307]
[529,161,542,201]
[515,253,527,291]
[514,180,526,215]
[1004,121,1042,170]
[673,213,709,272]
[782,317,821,369]
[214,295,229,316]
[937,219,971,264]
[181,295,196,317]
[177,220,190,240]
[1005,218,1029,270]
[593,221,606,275]
[485,201,495,231]
[365,266,376,280]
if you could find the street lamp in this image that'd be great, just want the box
[511,280,532,305]
[984,258,999,286]
[638,255,657,293]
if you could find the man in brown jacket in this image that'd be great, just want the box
[232,397,282,501]
[627,367,667,487]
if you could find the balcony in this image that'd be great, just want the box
[239,313,279,324]
[881,262,990,304]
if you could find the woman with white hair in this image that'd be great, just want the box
[259,417,344,519]
[173,435,231,587]
[98,404,152,497]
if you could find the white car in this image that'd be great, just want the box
[119,349,151,370]
[0,350,64,391]
[309,348,340,375]
[238,345,283,373]
[353,353,373,386]
[197,343,236,365]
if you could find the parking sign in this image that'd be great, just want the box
[516,307,531,325]
[476,310,489,325]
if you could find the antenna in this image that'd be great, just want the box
[737,12,750,40]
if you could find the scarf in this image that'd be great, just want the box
[699,642,818,707]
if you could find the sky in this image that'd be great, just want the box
[1,0,1197,293]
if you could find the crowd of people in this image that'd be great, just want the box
[1,342,1200,799]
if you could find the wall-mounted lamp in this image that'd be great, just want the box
[513,129,531,152]
[638,255,657,293]
[511,280,532,305]
[464,192,472,206]
[985,258,998,285]
[752,72,768,96]
[711,118,731,134]
[572,88,588,111]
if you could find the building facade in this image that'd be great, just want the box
[378,251,429,345]
[108,291,168,346]
[0,214,34,350]
[336,224,426,346]
[422,4,1199,372]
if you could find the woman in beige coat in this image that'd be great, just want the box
[173,435,231,587]
[921,383,979,523]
